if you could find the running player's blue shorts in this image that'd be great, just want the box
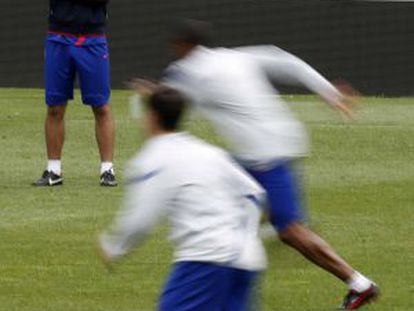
[246,161,305,232]
[45,32,110,107]
[159,261,258,311]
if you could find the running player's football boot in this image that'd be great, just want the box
[340,284,380,309]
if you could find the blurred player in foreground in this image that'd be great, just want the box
[98,87,267,310]
[34,0,116,187]
[132,20,379,309]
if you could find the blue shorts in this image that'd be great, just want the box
[159,261,258,311]
[247,161,305,232]
[45,33,110,106]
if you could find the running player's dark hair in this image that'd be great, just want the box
[147,87,186,131]
[170,19,212,46]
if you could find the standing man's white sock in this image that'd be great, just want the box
[101,162,114,175]
[47,160,62,175]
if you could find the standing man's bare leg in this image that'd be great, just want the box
[92,104,117,186]
[33,104,66,186]
[45,105,67,161]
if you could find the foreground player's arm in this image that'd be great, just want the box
[238,45,355,118]
[98,167,171,263]
[221,154,267,208]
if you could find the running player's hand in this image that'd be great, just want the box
[334,100,356,120]
[127,78,158,98]
[333,79,360,120]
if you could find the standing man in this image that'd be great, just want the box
[98,87,267,311]
[34,0,117,187]
[134,20,379,310]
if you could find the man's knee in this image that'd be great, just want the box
[92,104,112,119]
[278,222,307,245]
[47,105,66,120]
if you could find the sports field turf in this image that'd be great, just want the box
[0,88,413,311]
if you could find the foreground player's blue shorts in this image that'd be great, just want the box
[45,33,110,106]
[159,261,258,311]
[247,161,305,232]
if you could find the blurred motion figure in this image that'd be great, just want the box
[144,19,378,310]
[98,87,267,311]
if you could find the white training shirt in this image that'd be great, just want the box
[100,133,267,271]
[163,45,343,169]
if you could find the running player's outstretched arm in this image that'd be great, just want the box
[239,46,356,118]
[98,168,170,264]
[128,78,159,98]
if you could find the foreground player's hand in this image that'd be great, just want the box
[95,239,114,272]
[127,78,158,98]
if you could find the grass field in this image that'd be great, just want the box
[0,88,413,311]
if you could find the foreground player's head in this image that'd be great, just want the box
[169,19,212,58]
[144,87,186,136]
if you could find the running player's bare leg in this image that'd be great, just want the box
[278,222,353,281]
[278,222,380,308]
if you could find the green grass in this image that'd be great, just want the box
[0,88,413,310]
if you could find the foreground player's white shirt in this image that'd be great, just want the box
[100,133,267,271]
[163,45,343,169]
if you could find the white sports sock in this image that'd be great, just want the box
[101,162,114,175]
[347,271,373,293]
[47,160,61,175]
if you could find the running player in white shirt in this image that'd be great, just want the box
[132,20,379,310]
[98,87,267,311]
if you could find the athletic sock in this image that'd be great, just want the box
[47,160,61,175]
[101,162,114,175]
[347,271,373,293]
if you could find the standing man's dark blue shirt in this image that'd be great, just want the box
[49,0,109,35]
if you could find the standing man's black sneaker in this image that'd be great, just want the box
[33,170,63,186]
[340,284,380,309]
[100,169,117,187]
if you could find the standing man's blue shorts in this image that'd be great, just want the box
[247,161,305,232]
[159,261,258,311]
[45,32,110,107]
